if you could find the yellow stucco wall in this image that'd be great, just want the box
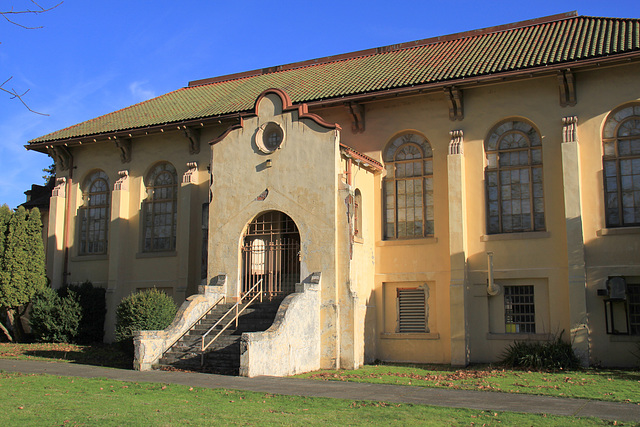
[46,60,640,366]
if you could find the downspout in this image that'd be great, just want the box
[486,251,501,296]
[62,156,74,286]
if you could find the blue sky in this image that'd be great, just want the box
[1,0,639,208]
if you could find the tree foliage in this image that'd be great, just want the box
[59,281,106,343]
[115,289,177,352]
[0,206,47,341]
[30,286,81,343]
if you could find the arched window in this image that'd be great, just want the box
[602,103,640,227]
[383,133,433,239]
[79,170,110,255]
[143,163,178,252]
[485,120,545,234]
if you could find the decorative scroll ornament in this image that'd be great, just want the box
[114,170,129,191]
[114,137,132,163]
[345,102,365,133]
[52,177,67,197]
[183,127,201,155]
[557,69,577,107]
[444,86,464,121]
[47,146,72,171]
[182,162,198,184]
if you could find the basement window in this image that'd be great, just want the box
[504,285,535,333]
[397,288,428,333]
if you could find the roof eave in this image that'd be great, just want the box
[27,49,640,151]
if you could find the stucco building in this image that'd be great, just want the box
[27,12,640,372]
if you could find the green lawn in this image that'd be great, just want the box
[0,342,132,369]
[296,364,640,404]
[0,372,623,426]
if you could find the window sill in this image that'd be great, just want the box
[377,237,438,247]
[609,334,640,342]
[486,333,552,341]
[71,254,108,262]
[136,251,177,259]
[481,231,549,242]
[597,226,640,236]
[380,332,440,340]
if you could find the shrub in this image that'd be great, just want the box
[500,331,580,371]
[115,289,177,350]
[59,281,106,344]
[30,286,82,343]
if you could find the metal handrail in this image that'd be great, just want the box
[200,280,263,365]
[161,295,225,356]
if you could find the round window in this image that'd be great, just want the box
[256,122,285,154]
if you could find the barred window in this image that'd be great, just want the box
[485,120,545,234]
[602,104,640,227]
[79,170,110,255]
[397,288,428,333]
[143,163,178,252]
[629,284,640,335]
[383,133,434,239]
[504,285,535,333]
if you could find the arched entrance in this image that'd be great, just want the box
[241,211,300,299]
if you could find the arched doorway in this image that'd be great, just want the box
[241,211,300,299]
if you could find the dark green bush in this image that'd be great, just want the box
[500,331,580,371]
[115,288,177,351]
[30,286,82,343]
[59,281,106,344]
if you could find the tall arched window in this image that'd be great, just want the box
[143,163,178,252]
[485,120,545,234]
[383,133,433,239]
[602,103,640,227]
[79,170,110,255]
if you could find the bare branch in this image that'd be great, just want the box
[0,77,49,116]
[1,1,62,29]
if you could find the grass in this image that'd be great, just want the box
[0,371,624,426]
[296,364,640,404]
[0,342,132,369]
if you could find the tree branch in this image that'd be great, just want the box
[0,1,62,29]
[0,77,49,115]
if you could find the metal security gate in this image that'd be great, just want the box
[242,211,300,299]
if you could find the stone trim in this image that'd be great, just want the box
[562,116,578,143]
[448,130,464,155]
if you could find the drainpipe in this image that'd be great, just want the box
[486,252,501,296]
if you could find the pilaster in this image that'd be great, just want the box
[176,162,200,302]
[48,177,67,289]
[560,116,589,365]
[105,170,130,342]
[447,130,468,366]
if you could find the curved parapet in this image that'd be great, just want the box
[239,272,321,377]
[133,282,225,371]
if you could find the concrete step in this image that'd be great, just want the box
[157,298,285,375]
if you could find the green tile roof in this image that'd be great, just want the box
[30,14,640,144]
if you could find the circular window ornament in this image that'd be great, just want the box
[256,122,285,154]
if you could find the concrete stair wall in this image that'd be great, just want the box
[157,300,283,375]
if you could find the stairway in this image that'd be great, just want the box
[157,298,283,375]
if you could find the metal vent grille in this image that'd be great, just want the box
[397,288,427,333]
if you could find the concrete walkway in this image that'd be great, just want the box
[0,359,638,423]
